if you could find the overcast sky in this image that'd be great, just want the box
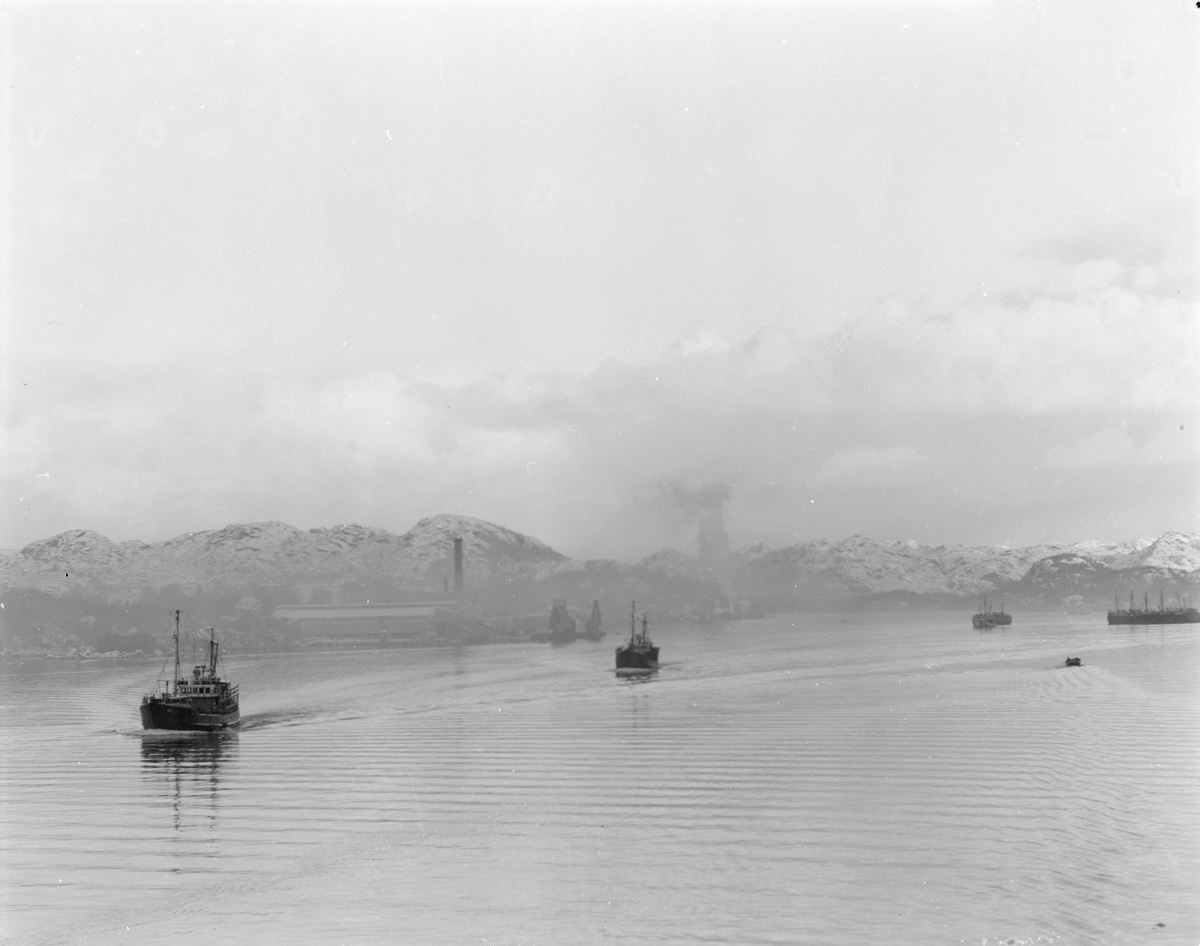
[4,0,1198,560]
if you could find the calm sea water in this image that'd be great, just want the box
[1,613,1197,946]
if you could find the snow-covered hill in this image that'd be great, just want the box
[399,515,566,579]
[1,517,1196,609]
[0,515,566,595]
[731,532,1199,601]
[1131,531,1200,572]
[735,535,1063,597]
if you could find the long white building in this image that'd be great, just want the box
[271,602,460,641]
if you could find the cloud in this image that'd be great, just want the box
[827,285,1197,413]
[263,375,439,466]
[671,325,732,358]
[5,299,1197,556]
[4,209,1197,556]
[1045,425,1197,470]
[1138,424,1199,467]
[815,446,929,485]
[1043,430,1136,469]
[1025,204,1197,300]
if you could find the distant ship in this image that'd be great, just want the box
[1107,592,1199,625]
[540,599,578,644]
[141,610,240,731]
[530,599,604,644]
[972,596,1012,629]
[581,599,604,641]
[616,602,659,672]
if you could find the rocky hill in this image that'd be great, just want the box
[734,535,1059,600]
[0,515,566,597]
[996,532,1200,608]
[1128,531,1200,572]
[727,532,1200,607]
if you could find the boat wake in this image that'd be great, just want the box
[235,707,350,731]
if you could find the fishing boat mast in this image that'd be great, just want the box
[172,608,181,693]
[630,601,636,644]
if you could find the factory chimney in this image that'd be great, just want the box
[453,537,464,594]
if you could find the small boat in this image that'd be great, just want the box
[141,610,240,731]
[616,602,659,672]
[1064,657,1082,667]
[972,595,1012,629]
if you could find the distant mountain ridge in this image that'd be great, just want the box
[2,518,1197,613]
[0,515,565,595]
[731,532,1198,596]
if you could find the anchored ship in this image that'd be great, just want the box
[1107,592,1199,625]
[616,602,659,672]
[141,610,240,731]
[531,599,605,643]
[581,599,604,641]
[972,595,1012,629]
[530,599,576,643]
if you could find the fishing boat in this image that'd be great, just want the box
[1107,591,1199,625]
[616,602,659,672]
[972,595,1012,629]
[141,610,240,731]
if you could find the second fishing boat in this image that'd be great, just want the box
[616,602,659,672]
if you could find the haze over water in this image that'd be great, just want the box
[1,613,1197,945]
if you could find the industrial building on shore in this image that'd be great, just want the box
[269,600,465,645]
[269,538,473,645]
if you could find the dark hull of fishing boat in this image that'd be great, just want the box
[615,645,659,671]
[140,697,239,731]
[617,603,658,671]
[1107,609,1199,625]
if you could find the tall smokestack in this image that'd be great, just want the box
[453,537,463,594]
